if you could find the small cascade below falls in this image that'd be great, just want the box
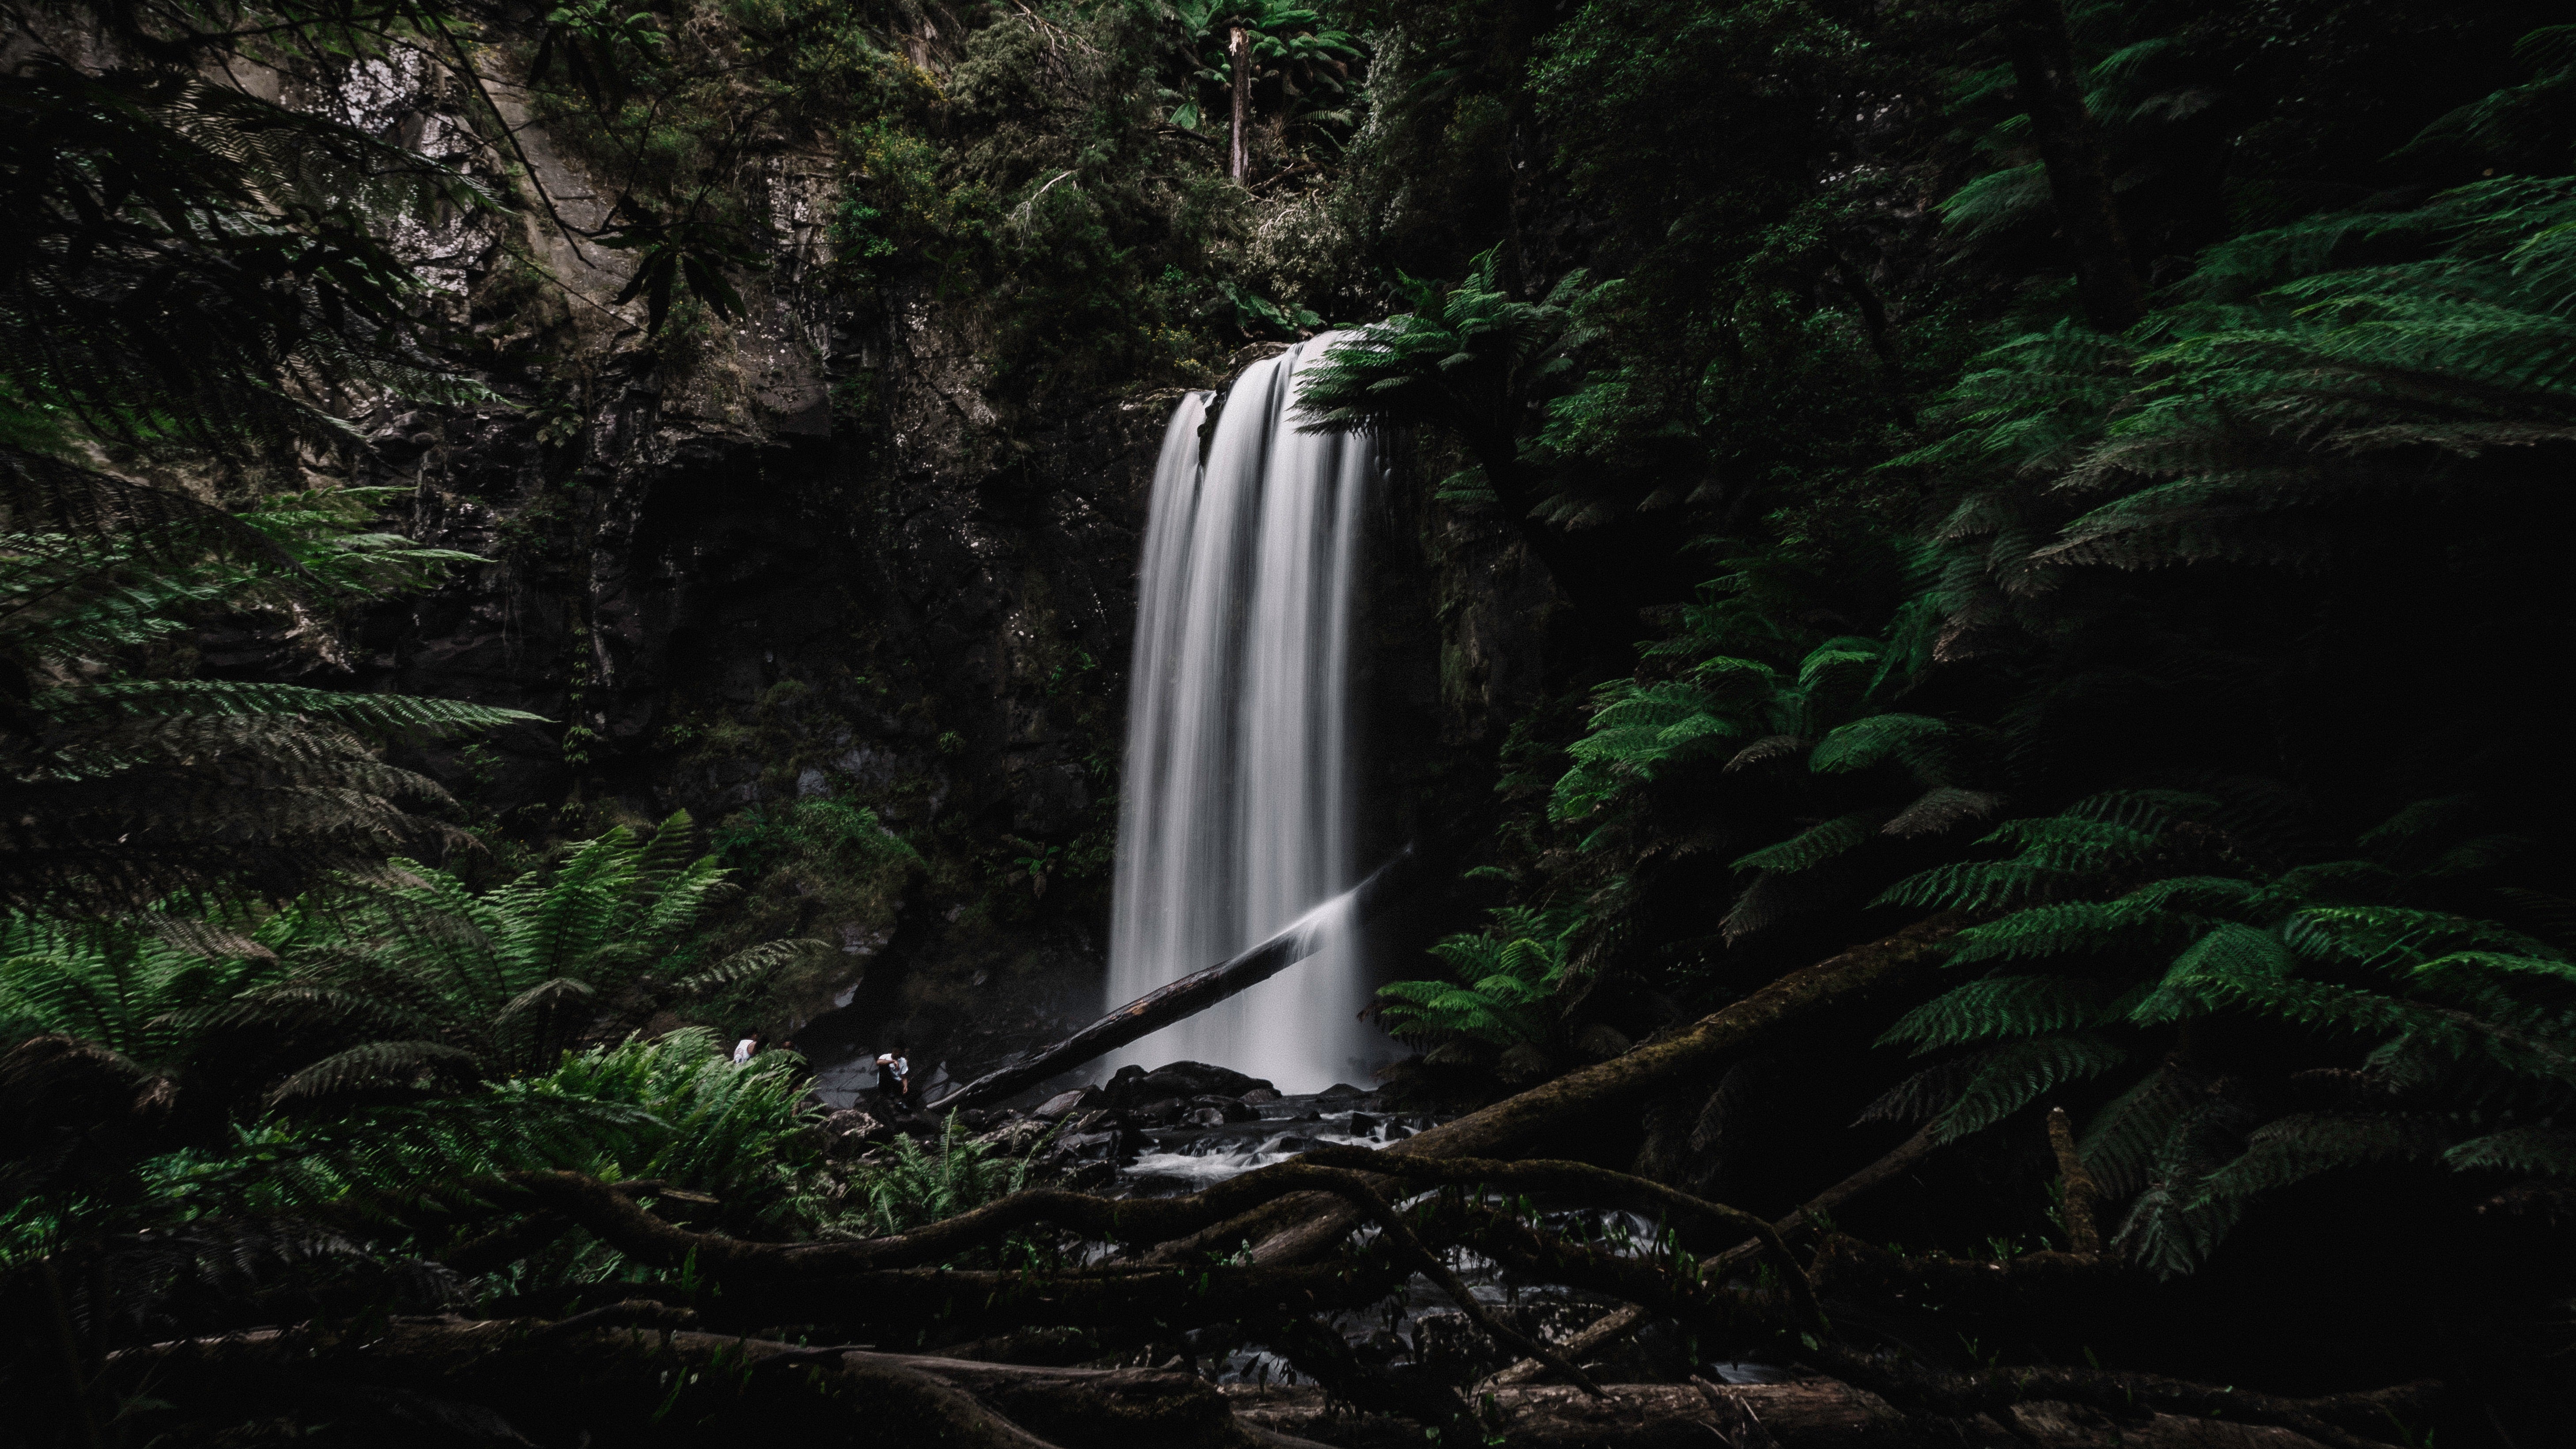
[1105,336,1390,1093]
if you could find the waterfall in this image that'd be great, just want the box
[1105,336,1387,1092]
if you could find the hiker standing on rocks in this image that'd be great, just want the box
[875,1043,910,1107]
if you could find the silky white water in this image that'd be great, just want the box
[1103,337,1386,1092]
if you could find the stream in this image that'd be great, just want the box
[1051,1084,1788,1389]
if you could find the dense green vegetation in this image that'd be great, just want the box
[6,0,2573,1441]
[1342,0,2576,1430]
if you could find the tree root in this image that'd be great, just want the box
[1480,1303,1648,1390]
[1292,1146,1824,1330]
[1802,1347,2438,1449]
[1476,1122,1948,1389]
[103,1318,1367,1449]
[1230,1378,2392,1448]
[472,1149,1800,1376]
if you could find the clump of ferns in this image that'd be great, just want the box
[1864,787,2576,1275]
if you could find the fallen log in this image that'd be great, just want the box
[1162,914,1962,1265]
[1230,1379,1909,1449]
[102,1320,1334,1449]
[1801,1347,2438,1449]
[930,846,1421,1112]
[1228,1379,2355,1448]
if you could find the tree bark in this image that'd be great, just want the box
[1168,914,1960,1265]
[103,1322,1339,1449]
[1480,1304,1648,1389]
[1232,1380,1907,1449]
[1229,26,1252,182]
[2047,1105,2102,1254]
[928,847,1420,1112]
[2001,0,2145,332]
[1230,1379,2359,1448]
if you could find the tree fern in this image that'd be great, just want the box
[1880,975,2140,1053]
[1874,789,2576,1272]
[1,483,542,914]
[1378,903,1580,1045]
[219,816,819,1098]
[848,1114,1047,1239]
[2114,1089,2261,1278]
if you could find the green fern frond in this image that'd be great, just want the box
[1731,811,1883,874]
[2202,1113,2454,1201]
[2130,922,2299,1024]
[1880,975,2140,1053]
[2080,1062,2208,1196]
[1808,713,1953,775]
[1930,1032,2130,1142]
[2443,1125,2576,1175]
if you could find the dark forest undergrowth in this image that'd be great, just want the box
[5,0,2574,1444]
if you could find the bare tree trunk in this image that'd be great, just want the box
[2047,1105,2102,1254]
[1229,26,1252,182]
[2001,0,2145,332]
[928,848,1420,1112]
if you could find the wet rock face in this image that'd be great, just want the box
[291,117,1189,1059]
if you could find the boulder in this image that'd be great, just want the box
[1034,1086,1101,1120]
[1181,1106,1230,1128]
[1191,1094,1258,1122]
[1315,1082,1368,1101]
[1241,1087,1283,1105]
[1130,1096,1187,1124]
[1102,1061,1274,1108]
[1049,1129,1122,1162]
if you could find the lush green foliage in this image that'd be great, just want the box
[1875,790,2576,1274]
[1344,11,2576,1355]
[215,813,816,1101]
[1296,245,1589,469]
[0,479,540,913]
[1377,903,1579,1045]
[846,1114,1043,1238]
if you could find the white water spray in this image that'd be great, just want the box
[1104,337,1387,1092]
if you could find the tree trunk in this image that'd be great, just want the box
[2047,1105,2103,1254]
[102,1322,1335,1449]
[2001,0,2145,332]
[1228,1380,2357,1449]
[928,847,1420,1112]
[1229,26,1252,182]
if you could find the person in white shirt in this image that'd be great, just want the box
[875,1044,910,1106]
[732,1032,759,1065]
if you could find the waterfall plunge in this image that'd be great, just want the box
[1104,337,1388,1093]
